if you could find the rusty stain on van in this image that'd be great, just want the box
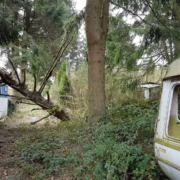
[158,147,166,153]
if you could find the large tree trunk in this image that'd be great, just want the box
[85,0,110,122]
[0,68,70,121]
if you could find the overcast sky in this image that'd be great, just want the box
[75,0,86,11]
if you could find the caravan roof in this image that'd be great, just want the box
[164,57,180,80]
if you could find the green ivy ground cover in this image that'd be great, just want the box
[8,101,168,180]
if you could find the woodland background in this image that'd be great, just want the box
[0,0,178,179]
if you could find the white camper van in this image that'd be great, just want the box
[155,58,180,180]
[0,81,8,120]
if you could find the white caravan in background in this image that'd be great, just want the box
[0,81,8,120]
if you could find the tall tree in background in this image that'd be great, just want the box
[111,0,180,68]
[143,0,180,64]
[0,0,74,81]
[86,0,110,122]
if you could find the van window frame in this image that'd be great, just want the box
[166,82,180,141]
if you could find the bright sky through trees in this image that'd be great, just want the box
[75,0,86,11]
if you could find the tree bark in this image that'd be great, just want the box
[0,68,70,121]
[85,0,110,122]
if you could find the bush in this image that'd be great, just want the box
[74,104,167,180]
[12,103,168,179]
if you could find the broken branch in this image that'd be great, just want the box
[30,114,50,125]
[16,101,37,105]
[33,74,37,92]
[8,58,21,84]
[46,91,50,102]
[31,108,43,111]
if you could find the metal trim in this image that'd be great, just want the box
[155,138,180,151]
[157,156,180,171]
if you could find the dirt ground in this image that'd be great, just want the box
[0,125,22,180]
[0,104,71,180]
[4,104,60,128]
[0,125,73,180]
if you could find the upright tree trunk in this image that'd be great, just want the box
[174,40,180,59]
[85,0,110,122]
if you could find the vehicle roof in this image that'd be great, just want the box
[164,57,180,80]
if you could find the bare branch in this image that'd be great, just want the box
[37,10,85,94]
[8,58,21,84]
[33,74,37,92]
[38,36,73,94]
[30,114,50,125]
[110,1,153,27]
[31,108,43,111]
[16,100,36,105]
[23,69,26,86]
[46,91,50,102]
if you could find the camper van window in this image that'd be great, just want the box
[4,86,7,92]
[168,85,180,139]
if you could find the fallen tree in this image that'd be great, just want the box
[0,68,70,121]
[0,34,72,121]
[0,33,73,121]
[0,11,85,123]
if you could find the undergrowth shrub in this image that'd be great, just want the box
[67,62,88,120]
[105,71,143,104]
[12,103,168,180]
[74,104,167,180]
[13,128,80,179]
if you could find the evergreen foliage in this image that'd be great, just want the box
[0,0,75,81]
[1,1,179,179]
[106,16,138,70]
[110,0,180,71]
[0,1,20,45]
[56,62,70,96]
